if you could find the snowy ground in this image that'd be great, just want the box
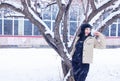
[0,48,120,81]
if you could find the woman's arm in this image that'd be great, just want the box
[94,32,106,49]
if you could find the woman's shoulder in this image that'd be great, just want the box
[88,36,95,39]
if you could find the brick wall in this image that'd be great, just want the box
[0,36,120,48]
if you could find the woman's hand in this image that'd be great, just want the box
[94,31,101,36]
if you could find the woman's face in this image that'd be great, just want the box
[85,28,91,36]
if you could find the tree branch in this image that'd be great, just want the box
[44,2,57,8]
[56,0,62,9]
[66,0,73,12]
[20,0,57,49]
[81,0,85,14]
[93,3,120,30]
[85,0,90,22]
[81,0,90,22]
[54,0,65,45]
[27,0,31,7]
[0,3,23,14]
[90,0,96,10]
[63,0,73,53]
[99,14,120,32]
[86,0,118,23]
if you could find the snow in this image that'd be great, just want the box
[68,40,72,48]
[2,0,23,9]
[63,42,71,60]
[31,1,36,11]
[0,48,63,81]
[86,48,120,81]
[0,0,24,17]
[0,48,120,81]
[61,0,69,5]
[61,0,66,5]
[5,12,24,17]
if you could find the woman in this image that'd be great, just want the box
[71,23,106,81]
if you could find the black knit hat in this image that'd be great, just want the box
[78,23,92,37]
[81,23,92,31]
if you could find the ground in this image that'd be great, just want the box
[0,48,120,81]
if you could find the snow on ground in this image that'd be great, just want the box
[0,48,120,81]
[0,48,63,81]
[86,48,120,81]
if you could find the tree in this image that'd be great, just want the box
[0,0,120,81]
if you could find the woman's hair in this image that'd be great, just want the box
[78,23,92,37]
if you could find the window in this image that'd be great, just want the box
[110,24,116,36]
[52,22,55,32]
[70,10,77,21]
[102,26,109,36]
[118,19,120,23]
[24,20,32,35]
[70,6,79,21]
[52,5,58,20]
[44,21,51,29]
[34,25,40,35]
[43,7,51,20]
[70,22,77,35]
[4,19,12,35]
[43,13,51,20]
[118,24,120,36]
[0,19,2,34]
[14,20,18,35]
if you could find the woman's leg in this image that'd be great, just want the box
[72,61,82,81]
[77,64,90,81]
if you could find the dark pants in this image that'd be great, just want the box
[72,61,90,81]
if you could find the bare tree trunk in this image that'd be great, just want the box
[61,0,74,81]
[62,60,74,81]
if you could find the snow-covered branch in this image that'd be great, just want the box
[0,2,23,14]
[64,69,71,81]
[61,0,66,5]
[62,0,73,53]
[91,1,120,30]
[99,12,120,32]
[86,0,118,23]
[54,0,66,44]
[89,10,104,26]
[94,0,110,9]
[20,0,52,34]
